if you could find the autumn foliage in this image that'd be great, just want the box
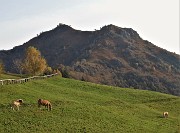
[23,46,47,75]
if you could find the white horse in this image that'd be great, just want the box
[163,112,168,118]
[11,99,23,110]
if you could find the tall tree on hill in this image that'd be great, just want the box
[23,46,47,75]
[13,59,23,75]
[0,60,4,75]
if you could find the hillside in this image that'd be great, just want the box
[0,76,180,133]
[0,24,180,95]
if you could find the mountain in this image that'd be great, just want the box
[0,23,180,95]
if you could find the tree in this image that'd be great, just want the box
[44,66,53,75]
[53,69,62,77]
[23,46,47,75]
[0,60,4,75]
[58,64,70,78]
[13,59,23,75]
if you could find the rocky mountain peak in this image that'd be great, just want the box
[49,23,75,34]
[56,23,73,30]
[100,24,140,40]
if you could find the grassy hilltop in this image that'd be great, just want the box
[0,75,180,133]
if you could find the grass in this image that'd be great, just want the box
[0,73,21,80]
[0,75,180,133]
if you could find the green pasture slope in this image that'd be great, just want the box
[0,75,180,133]
[0,73,21,79]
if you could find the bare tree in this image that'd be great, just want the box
[13,59,23,75]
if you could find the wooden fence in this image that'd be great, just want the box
[0,73,58,85]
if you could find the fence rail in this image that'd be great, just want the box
[0,73,58,85]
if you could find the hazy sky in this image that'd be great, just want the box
[0,0,179,54]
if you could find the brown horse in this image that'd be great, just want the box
[38,99,52,111]
[11,99,23,110]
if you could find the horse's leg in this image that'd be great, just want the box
[46,104,48,110]
[11,105,14,110]
[49,103,52,111]
[38,104,42,110]
[48,104,50,111]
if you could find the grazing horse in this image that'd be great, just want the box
[11,99,23,110]
[38,99,52,111]
[163,112,168,118]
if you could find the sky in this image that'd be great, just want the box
[0,0,179,54]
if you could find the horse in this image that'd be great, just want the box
[38,99,52,111]
[11,99,23,110]
[163,112,168,118]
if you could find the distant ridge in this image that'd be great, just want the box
[0,23,180,95]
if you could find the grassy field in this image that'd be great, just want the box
[0,75,180,133]
[0,73,22,79]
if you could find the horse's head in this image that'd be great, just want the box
[17,99,23,104]
[38,99,43,107]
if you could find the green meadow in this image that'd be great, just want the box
[0,75,180,133]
